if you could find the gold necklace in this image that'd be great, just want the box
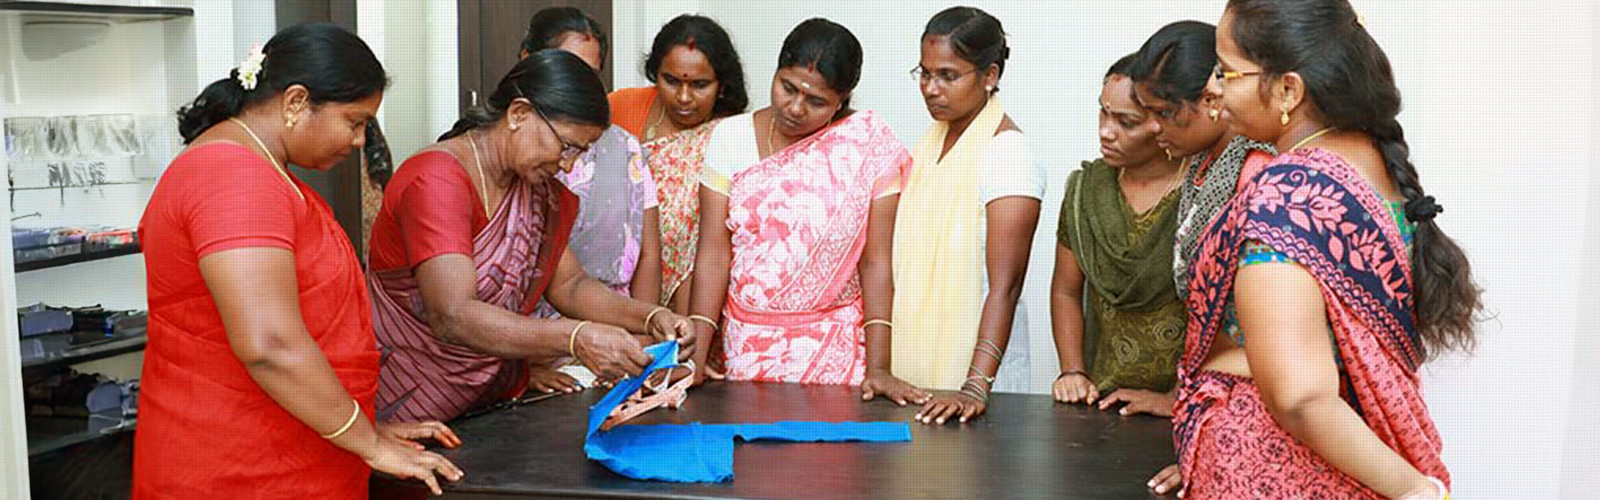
[644,100,668,142]
[228,117,304,201]
[762,111,778,158]
[465,131,493,218]
[1118,164,1184,212]
[1290,127,1337,152]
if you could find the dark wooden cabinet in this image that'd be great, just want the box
[275,0,366,257]
[458,0,613,115]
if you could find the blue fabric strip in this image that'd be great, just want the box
[584,342,912,483]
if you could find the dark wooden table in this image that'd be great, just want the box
[382,381,1177,499]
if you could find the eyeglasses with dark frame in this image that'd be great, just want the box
[530,103,585,160]
[911,65,983,86]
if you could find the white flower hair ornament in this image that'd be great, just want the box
[236,44,266,91]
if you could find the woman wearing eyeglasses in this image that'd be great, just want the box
[1122,21,1275,298]
[892,6,1044,425]
[1160,1,1482,497]
[367,50,696,424]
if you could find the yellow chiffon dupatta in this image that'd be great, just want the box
[891,97,1005,390]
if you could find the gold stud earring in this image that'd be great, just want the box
[1209,109,1221,122]
[285,118,296,129]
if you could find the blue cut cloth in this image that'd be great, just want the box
[583,342,913,483]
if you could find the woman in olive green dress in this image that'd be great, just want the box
[1050,54,1186,417]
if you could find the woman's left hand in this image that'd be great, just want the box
[647,310,697,350]
[916,392,988,425]
[376,420,463,450]
[861,369,930,406]
[1097,389,1177,417]
[527,364,583,394]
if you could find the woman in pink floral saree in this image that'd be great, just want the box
[686,20,918,394]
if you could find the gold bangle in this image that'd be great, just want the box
[569,321,592,365]
[321,399,361,440]
[688,315,719,331]
[862,319,893,330]
[644,307,669,332]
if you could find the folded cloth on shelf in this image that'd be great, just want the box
[584,342,912,483]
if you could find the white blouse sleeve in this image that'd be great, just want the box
[978,130,1045,204]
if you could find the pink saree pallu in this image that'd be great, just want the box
[1174,149,1448,498]
[721,112,910,385]
[371,176,576,422]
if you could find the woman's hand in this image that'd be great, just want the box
[375,420,462,450]
[1396,476,1447,500]
[1052,372,1099,404]
[860,368,930,406]
[527,364,583,394]
[1097,389,1176,417]
[647,310,698,349]
[362,433,464,496]
[1148,463,1182,497]
[573,323,652,380]
[916,392,988,425]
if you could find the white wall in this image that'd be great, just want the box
[377,1,458,161]
[617,0,1598,497]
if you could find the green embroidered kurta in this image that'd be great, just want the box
[1060,160,1187,393]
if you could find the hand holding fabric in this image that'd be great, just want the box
[575,323,653,380]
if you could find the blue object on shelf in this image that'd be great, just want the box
[18,304,73,338]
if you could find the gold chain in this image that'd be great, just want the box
[762,110,778,158]
[1118,163,1184,200]
[228,118,304,201]
[466,131,493,218]
[644,100,668,142]
[1290,127,1337,152]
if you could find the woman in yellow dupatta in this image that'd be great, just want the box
[894,7,1045,425]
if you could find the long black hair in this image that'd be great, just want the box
[777,18,862,118]
[1227,0,1483,357]
[1126,21,1216,106]
[644,14,748,117]
[522,7,609,70]
[922,6,1010,90]
[1107,52,1139,79]
[176,22,386,144]
[439,49,608,142]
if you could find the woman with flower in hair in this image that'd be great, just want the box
[137,23,461,497]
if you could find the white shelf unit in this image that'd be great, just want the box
[0,3,196,495]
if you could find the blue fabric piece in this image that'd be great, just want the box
[584,342,912,483]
